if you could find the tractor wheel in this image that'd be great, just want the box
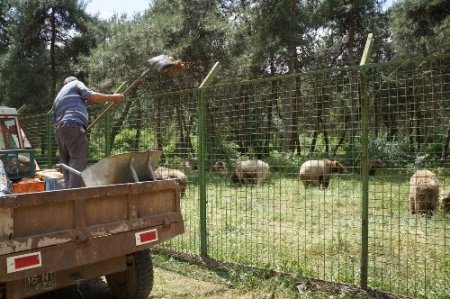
[106,250,154,299]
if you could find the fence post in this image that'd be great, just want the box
[198,62,220,257]
[359,33,374,290]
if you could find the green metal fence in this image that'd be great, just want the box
[21,54,450,298]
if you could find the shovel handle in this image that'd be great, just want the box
[123,68,151,96]
[56,163,81,176]
[87,68,152,132]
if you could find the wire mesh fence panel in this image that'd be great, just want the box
[90,88,202,256]
[365,56,450,298]
[20,112,55,169]
[204,69,363,284]
[18,54,449,298]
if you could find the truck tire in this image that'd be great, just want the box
[106,250,154,299]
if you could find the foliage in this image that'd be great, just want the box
[0,0,106,111]
[315,0,393,67]
[388,0,450,57]
[344,135,416,168]
[265,150,300,174]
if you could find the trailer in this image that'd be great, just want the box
[0,108,184,298]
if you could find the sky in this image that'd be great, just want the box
[85,0,151,19]
[85,0,398,20]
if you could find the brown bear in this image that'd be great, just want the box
[231,159,270,184]
[212,160,228,177]
[154,167,188,196]
[408,169,439,216]
[299,159,347,188]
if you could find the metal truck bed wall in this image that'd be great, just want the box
[0,179,184,282]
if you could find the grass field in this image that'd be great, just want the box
[165,169,450,298]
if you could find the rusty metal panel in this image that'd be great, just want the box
[0,208,13,242]
[6,255,126,298]
[13,201,74,238]
[137,188,177,217]
[0,221,184,282]
[0,179,182,255]
[85,195,128,226]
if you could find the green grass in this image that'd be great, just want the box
[164,170,450,298]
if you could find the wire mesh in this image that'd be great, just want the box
[19,54,450,298]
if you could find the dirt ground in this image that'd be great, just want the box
[33,264,249,299]
[32,254,406,299]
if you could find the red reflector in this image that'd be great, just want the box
[7,252,42,273]
[15,255,40,269]
[135,229,158,246]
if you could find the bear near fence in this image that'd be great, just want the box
[154,167,188,196]
[212,160,228,177]
[299,159,347,189]
[408,169,440,216]
[231,159,270,184]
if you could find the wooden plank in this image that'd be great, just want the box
[360,33,374,66]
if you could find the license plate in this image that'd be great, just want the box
[25,273,56,294]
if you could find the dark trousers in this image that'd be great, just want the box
[55,125,88,188]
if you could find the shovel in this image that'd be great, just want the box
[87,55,177,132]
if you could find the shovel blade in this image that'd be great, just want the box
[148,55,175,72]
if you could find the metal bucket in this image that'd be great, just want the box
[55,151,162,187]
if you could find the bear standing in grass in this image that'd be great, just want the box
[299,159,347,188]
[231,159,270,184]
[408,169,440,216]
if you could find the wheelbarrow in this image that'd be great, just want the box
[56,150,161,187]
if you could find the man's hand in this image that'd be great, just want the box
[114,93,125,103]
[87,92,125,104]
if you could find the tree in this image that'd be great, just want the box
[0,1,12,54]
[389,0,450,57]
[1,0,105,111]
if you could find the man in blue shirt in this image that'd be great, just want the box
[53,76,124,188]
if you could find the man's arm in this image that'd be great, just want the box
[86,92,125,104]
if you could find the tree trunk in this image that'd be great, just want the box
[49,9,56,97]
[310,130,318,154]
[331,130,346,155]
